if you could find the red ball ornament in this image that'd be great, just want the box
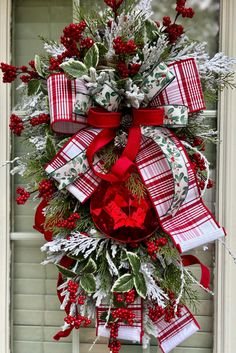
[90,181,159,243]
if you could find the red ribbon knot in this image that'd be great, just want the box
[86,107,166,183]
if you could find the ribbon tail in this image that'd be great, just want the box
[136,129,225,253]
[34,199,53,241]
[156,306,200,353]
[53,257,75,341]
[181,254,211,289]
[140,126,189,216]
[53,327,73,341]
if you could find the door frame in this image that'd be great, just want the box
[214,0,236,352]
[1,0,236,352]
[0,0,11,353]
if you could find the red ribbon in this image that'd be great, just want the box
[86,107,165,182]
[181,255,211,290]
[33,199,53,241]
[54,256,74,341]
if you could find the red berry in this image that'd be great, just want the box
[9,114,24,136]
[16,187,30,205]
[0,62,17,83]
[163,16,171,27]
[30,114,50,126]
[38,179,55,200]
[80,37,94,49]
[104,0,124,14]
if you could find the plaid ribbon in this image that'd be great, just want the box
[45,128,101,203]
[136,128,225,252]
[151,58,206,113]
[47,73,87,134]
[156,306,200,353]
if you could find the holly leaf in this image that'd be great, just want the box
[84,43,99,68]
[100,311,116,323]
[34,54,44,77]
[79,258,97,274]
[111,274,134,293]
[56,265,76,278]
[127,252,141,274]
[96,43,108,56]
[134,272,147,299]
[45,135,57,160]
[60,59,88,78]
[67,253,86,262]
[145,19,159,41]
[27,79,41,96]
[80,274,96,293]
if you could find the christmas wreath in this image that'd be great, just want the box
[2,0,236,352]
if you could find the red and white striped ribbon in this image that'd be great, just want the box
[47,73,88,134]
[136,128,225,252]
[151,58,206,113]
[156,306,200,353]
[45,127,101,203]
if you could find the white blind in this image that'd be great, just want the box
[12,1,218,352]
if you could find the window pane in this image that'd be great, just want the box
[12,2,73,353]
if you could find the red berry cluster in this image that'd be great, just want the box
[108,339,121,353]
[38,179,55,200]
[9,114,24,136]
[63,21,87,42]
[20,62,39,83]
[191,152,214,191]
[164,292,183,322]
[114,289,136,304]
[112,308,135,326]
[64,314,91,329]
[16,187,30,205]
[77,295,86,305]
[0,61,39,84]
[192,152,206,172]
[162,16,172,27]
[113,37,137,55]
[109,322,119,339]
[176,0,195,18]
[198,178,214,191]
[148,297,183,324]
[68,280,79,303]
[30,114,50,126]
[104,0,124,15]
[148,304,165,322]
[0,63,17,83]
[80,37,94,49]
[49,57,63,71]
[49,31,93,72]
[60,21,87,58]
[57,213,80,230]
[117,62,141,78]
[48,21,94,72]
[165,24,184,44]
[146,237,168,260]
[164,304,183,323]
[162,1,195,43]
[192,137,205,151]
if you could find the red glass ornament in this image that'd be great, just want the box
[90,181,159,243]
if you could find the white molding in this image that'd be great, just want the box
[10,232,43,241]
[0,0,11,353]
[214,0,236,352]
